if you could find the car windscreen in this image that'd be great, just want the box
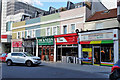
[24,53,33,57]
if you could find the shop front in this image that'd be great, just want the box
[79,28,119,66]
[12,40,23,52]
[54,33,78,63]
[37,36,54,61]
[23,38,36,56]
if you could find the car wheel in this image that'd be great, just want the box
[26,61,33,67]
[110,69,120,80]
[7,60,12,66]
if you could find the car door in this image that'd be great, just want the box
[11,53,19,63]
[17,53,26,63]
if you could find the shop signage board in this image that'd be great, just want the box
[56,36,78,45]
[12,41,22,47]
[24,40,35,47]
[81,32,113,41]
[38,36,54,45]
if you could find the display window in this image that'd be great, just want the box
[101,44,114,63]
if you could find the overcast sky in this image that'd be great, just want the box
[17,0,117,10]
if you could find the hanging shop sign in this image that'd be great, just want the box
[81,32,113,41]
[38,36,54,45]
[55,33,78,45]
[12,41,22,47]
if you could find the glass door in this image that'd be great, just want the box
[93,46,101,65]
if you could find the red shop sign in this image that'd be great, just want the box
[12,41,22,47]
[55,33,78,45]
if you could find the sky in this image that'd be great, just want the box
[17,0,117,11]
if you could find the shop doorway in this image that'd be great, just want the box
[93,46,100,65]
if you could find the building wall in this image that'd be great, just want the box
[12,21,26,28]
[60,7,85,34]
[12,28,25,39]
[84,18,119,31]
[25,17,40,25]
[41,13,60,22]
[40,13,60,36]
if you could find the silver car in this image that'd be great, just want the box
[6,52,41,67]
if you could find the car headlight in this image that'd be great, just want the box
[33,58,38,60]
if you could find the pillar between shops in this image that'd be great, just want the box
[11,41,13,53]
[54,39,56,62]
[36,39,38,57]
[78,44,82,64]
[114,40,119,64]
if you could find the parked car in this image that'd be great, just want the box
[6,52,41,67]
[109,60,120,80]
[0,53,8,62]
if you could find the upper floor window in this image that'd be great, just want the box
[22,31,24,38]
[47,28,50,36]
[63,25,67,34]
[17,32,20,39]
[96,23,103,29]
[33,30,36,37]
[118,6,120,15]
[53,27,57,35]
[71,24,75,33]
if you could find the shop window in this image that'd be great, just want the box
[82,45,92,60]
[63,25,67,34]
[101,45,114,62]
[71,24,75,33]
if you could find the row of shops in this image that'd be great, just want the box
[11,28,120,66]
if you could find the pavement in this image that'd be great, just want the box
[42,61,111,74]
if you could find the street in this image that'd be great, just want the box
[1,62,110,80]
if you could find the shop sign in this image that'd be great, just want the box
[82,48,92,52]
[38,36,54,45]
[81,32,113,41]
[24,41,35,47]
[12,41,22,47]
[56,36,78,45]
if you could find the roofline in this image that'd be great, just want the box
[79,27,120,33]
[86,16,117,22]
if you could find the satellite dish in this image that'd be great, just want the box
[75,29,80,33]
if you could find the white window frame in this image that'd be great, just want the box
[17,32,20,39]
[32,29,36,38]
[46,28,50,36]
[117,6,120,15]
[70,23,76,33]
[21,31,24,38]
[52,26,57,35]
[62,24,68,34]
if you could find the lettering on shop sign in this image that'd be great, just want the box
[81,32,113,41]
[24,41,35,47]
[38,37,54,45]
[57,36,77,43]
